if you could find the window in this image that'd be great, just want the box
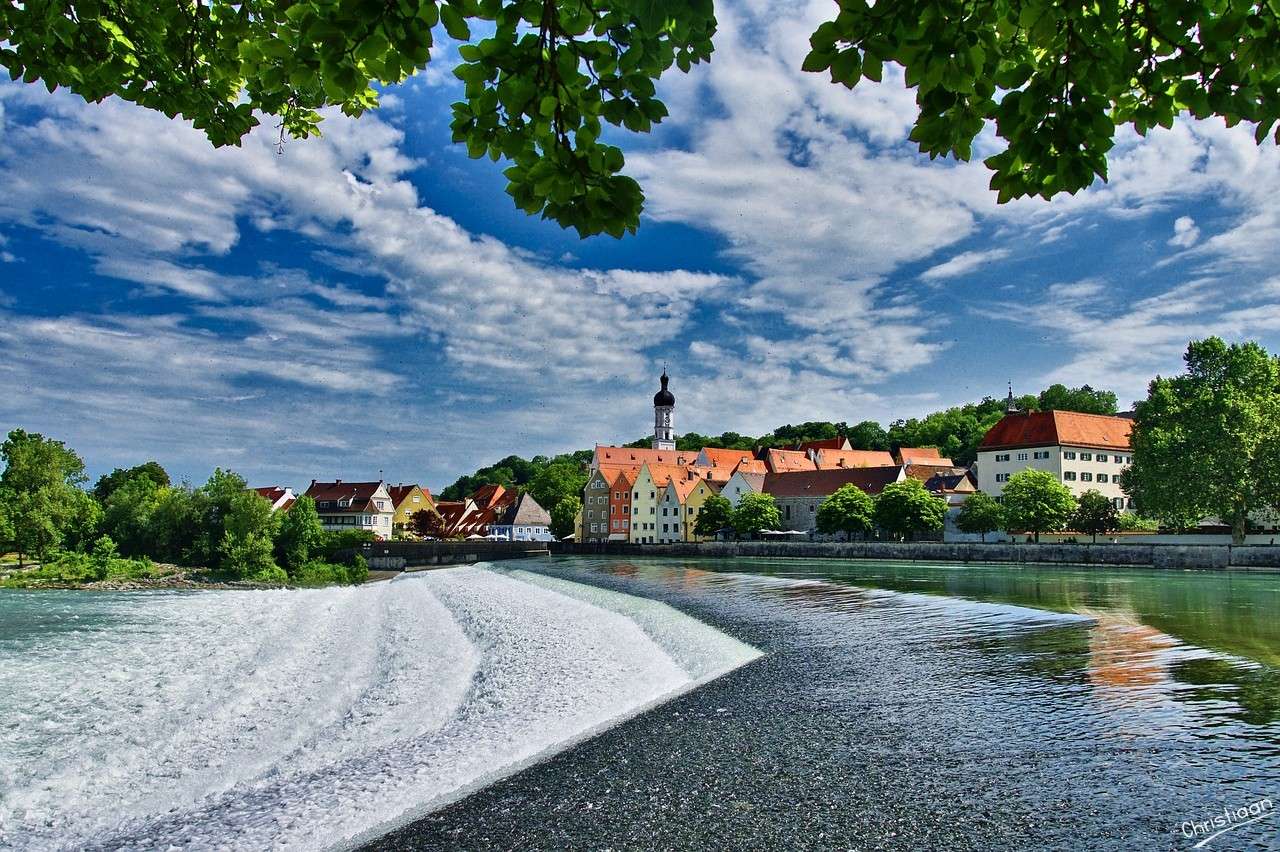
[362,515,371,524]
[650,507,655,514]
[1127,498,1135,510]
[590,523,598,533]
[995,453,1011,462]
[1113,498,1125,510]
[633,491,639,499]
[1096,454,1108,463]
[614,491,621,500]
[633,506,638,514]
[1081,472,1093,482]
[809,504,816,513]
[1063,471,1077,481]
[1017,452,1028,461]
[1080,452,1093,461]
[995,473,1008,483]
[412,495,420,503]
[785,505,791,519]
[688,506,695,515]
[1032,451,1047,459]
[1063,451,1077,460]
[611,505,616,515]
[650,491,655,499]
[662,523,669,533]
[1097,474,1109,483]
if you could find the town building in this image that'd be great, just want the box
[976,404,1134,509]
[582,467,615,542]
[683,478,724,541]
[764,448,816,473]
[723,469,765,506]
[252,486,296,512]
[765,467,904,536]
[488,492,554,541]
[652,369,677,451]
[629,462,688,543]
[893,447,954,466]
[811,448,896,470]
[388,484,434,535]
[657,477,698,543]
[606,468,637,541]
[304,480,395,539]
[792,437,852,453]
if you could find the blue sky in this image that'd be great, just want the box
[3,0,1280,492]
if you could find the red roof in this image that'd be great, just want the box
[763,467,901,498]
[765,448,817,473]
[734,458,768,475]
[894,447,953,465]
[813,449,896,470]
[304,481,387,513]
[700,447,755,468]
[980,411,1132,452]
[253,486,289,505]
[792,438,851,452]
[593,446,698,468]
[388,484,428,507]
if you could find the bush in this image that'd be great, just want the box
[289,557,368,587]
[347,554,369,585]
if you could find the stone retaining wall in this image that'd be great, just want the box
[550,540,1280,570]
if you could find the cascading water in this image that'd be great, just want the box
[0,565,761,851]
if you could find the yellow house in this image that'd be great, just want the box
[629,462,685,544]
[389,484,435,534]
[683,479,723,542]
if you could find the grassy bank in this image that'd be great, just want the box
[0,552,369,590]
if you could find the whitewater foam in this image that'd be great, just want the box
[0,566,759,850]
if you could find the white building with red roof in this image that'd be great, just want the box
[976,395,1134,509]
[303,480,396,539]
[252,486,296,513]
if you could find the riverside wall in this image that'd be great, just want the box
[549,540,1280,571]
[343,540,551,571]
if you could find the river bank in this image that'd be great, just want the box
[553,539,1280,571]
[371,556,1280,850]
[0,560,360,591]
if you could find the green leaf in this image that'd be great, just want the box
[440,5,471,40]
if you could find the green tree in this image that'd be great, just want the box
[1001,469,1077,542]
[955,490,1003,542]
[846,420,889,451]
[693,494,734,539]
[815,484,875,540]
[550,495,581,540]
[731,492,781,539]
[873,479,947,541]
[527,462,587,515]
[804,0,1280,204]
[219,490,281,579]
[1037,384,1119,415]
[1072,489,1120,543]
[275,495,326,573]
[92,461,170,503]
[149,485,199,563]
[0,429,94,563]
[0,0,715,238]
[188,469,252,568]
[1123,338,1280,544]
[101,476,164,556]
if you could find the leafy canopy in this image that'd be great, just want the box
[804,0,1280,203]
[549,495,581,539]
[1072,488,1119,542]
[816,483,876,538]
[693,493,733,538]
[873,478,947,540]
[731,492,781,538]
[1000,468,1076,541]
[1121,337,1280,543]
[0,0,714,238]
[955,490,1003,540]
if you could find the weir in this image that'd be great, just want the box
[344,540,551,571]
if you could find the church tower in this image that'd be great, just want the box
[652,369,676,450]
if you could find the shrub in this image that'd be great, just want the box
[347,554,369,585]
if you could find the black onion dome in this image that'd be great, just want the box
[653,371,675,406]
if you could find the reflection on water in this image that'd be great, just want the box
[572,558,1280,730]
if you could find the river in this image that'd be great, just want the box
[2,557,1278,850]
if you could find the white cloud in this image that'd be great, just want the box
[1168,215,1200,248]
[920,249,1011,282]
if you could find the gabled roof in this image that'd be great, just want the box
[729,471,766,492]
[699,447,755,468]
[792,437,852,452]
[638,462,692,488]
[608,467,640,490]
[979,410,1132,451]
[812,449,896,470]
[593,445,697,468]
[304,481,387,513]
[733,458,768,475]
[469,483,517,511]
[765,448,817,473]
[894,447,953,466]
[388,484,429,507]
[252,486,295,512]
[664,477,700,503]
[923,471,977,494]
[902,463,971,483]
[496,492,551,527]
[763,467,901,498]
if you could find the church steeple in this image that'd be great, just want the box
[1006,382,1018,414]
[652,368,676,450]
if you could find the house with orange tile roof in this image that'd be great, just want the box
[388,484,434,535]
[765,467,904,536]
[583,466,623,542]
[694,447,756,471]
[791,437,852,453]
[657,476,700,543]
[976,407,1133,509]
[733,458,768,476]
[723,469,765,506]
[629,461,693,543]
[590,445,698,470]
[811,448,897,470]
[606,467,638,540]
[683,478,724,542]
[764,448,817,474]
[893,447,955,466]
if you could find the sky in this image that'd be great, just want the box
[3,0,1280,492]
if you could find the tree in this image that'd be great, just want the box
[527,462,588,515]
[101,476,164,556]
[873,479,947,541]
[692,494,733,539]
[219,490,281,579]
[955,491,1003,542]
[804,0,1280,205]
[275,495,326,573]
[92,461,170,503]
[550,495,581,540]
[1037,384,1119,416]
[1072,489,1119,543]
[1001,469,1077,542]
[0,429,93,563]
[1,0,715,238]
[815,484,875,540]
[846,420,889,451]
[1123,338,1280,545]
[409,508,447,539]
[693,494,733,539]
[731,492,782,539]
[188,468,252,568]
